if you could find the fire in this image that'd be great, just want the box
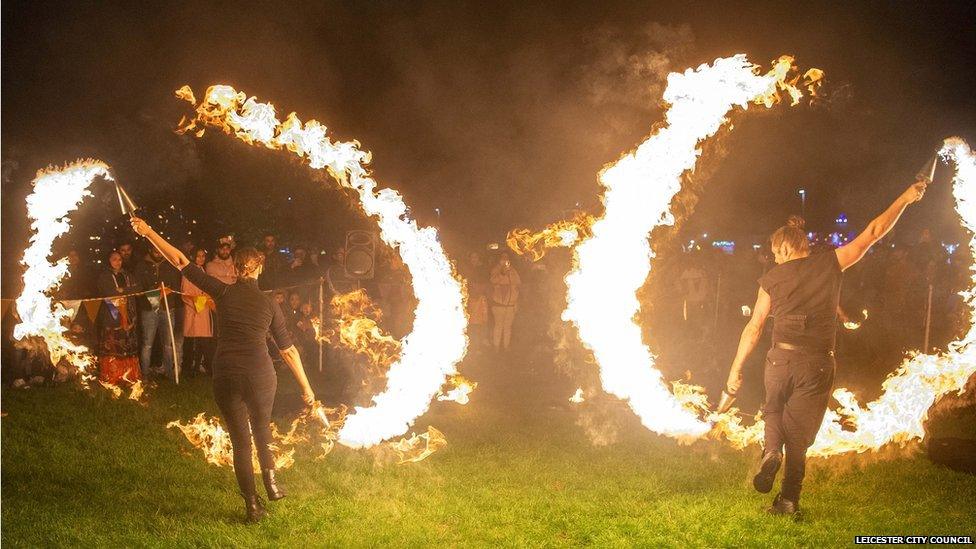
[176,85,468,448]
[168,402,347,468]
[317,289,401,372]
[507,211,595,261]
[436,375,477,405]
[717,137,976,456]
[563,55,820,442]
[13,160,113,380]
[388,426,447,464]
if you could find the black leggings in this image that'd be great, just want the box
[213,370,277,497]
[762,348,834,502]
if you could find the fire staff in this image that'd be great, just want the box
[130,216,316,523]
[720,178,928,516]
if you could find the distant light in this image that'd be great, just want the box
[752,244,761,251]
[488,243,500,250]
[741,305,752,316]
[798,189,806,196]
[702,233,708,239]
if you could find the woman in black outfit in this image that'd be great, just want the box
[130,216,315,523]
[721,178,927,517]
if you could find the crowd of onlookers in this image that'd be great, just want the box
[2,224,970,401]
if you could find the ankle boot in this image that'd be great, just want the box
[243,493,266,523]
[262,469,287,501]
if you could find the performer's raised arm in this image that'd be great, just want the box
[129,216,191,270]
[835,179,928,271]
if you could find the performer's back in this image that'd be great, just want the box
[760,251,843,351]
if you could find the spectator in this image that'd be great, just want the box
[461,251,489,348]
[117,241,135,271]
[94,251,140,384]
[258,233,283,289]
[490,253,521,353]
[182,247,214,376]
[287,245,319,289]
[58,248,93,299]
[134,246,184,381]
[206,241,237,284]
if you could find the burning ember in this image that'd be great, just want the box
[176,85,468,449]
[14,160,110,382]
[562,55,822,442]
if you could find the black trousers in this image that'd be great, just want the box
[762,347,835,502]
[213,369,277,497]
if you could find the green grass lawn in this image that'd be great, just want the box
[3,352,975,548]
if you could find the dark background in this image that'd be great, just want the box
[3,0,975,295]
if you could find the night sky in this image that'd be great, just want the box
[3,1,975,291]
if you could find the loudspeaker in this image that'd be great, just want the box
[344,230,376,280]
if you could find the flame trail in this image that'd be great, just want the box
[507,211,595,261]
[177,86,468,448]
[13,160,112,380]
[168,402,347,468]
[564,55,820,441]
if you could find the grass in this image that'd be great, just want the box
[2,351,975,548]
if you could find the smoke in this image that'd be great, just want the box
[581,22,695,110]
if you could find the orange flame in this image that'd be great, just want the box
[168,402,347,468]
[388,426,447,464]
[507,211,595,261]
[316,289,401,372]
[436,374,477,405]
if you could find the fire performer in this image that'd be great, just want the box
[720,178,928,516]
[129,216,316,523]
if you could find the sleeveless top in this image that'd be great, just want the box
[759,251,843,351]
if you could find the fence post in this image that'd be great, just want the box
[923,283,933,353]
[161,282,180,384]
[318,277,324,373]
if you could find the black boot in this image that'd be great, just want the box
[262,469,287,501]
[243,493,266,523]
[752,450,782,494]
[766,493,801,518]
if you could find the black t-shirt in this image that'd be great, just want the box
[759,250,843,350]
[181,264,293,377]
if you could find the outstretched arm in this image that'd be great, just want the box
[835,179,928,271]
[724,287,772,396]
[129,217,190,270]
[270,301,315,405]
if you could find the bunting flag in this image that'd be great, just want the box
[103,299,120,322]
[83,300,102,323]
[60,300,83,323]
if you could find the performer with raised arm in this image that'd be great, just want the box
[720,178,928,517]
[130,216,316,523]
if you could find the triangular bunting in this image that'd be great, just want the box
[60,300,83,322]
[82,300,102,323]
